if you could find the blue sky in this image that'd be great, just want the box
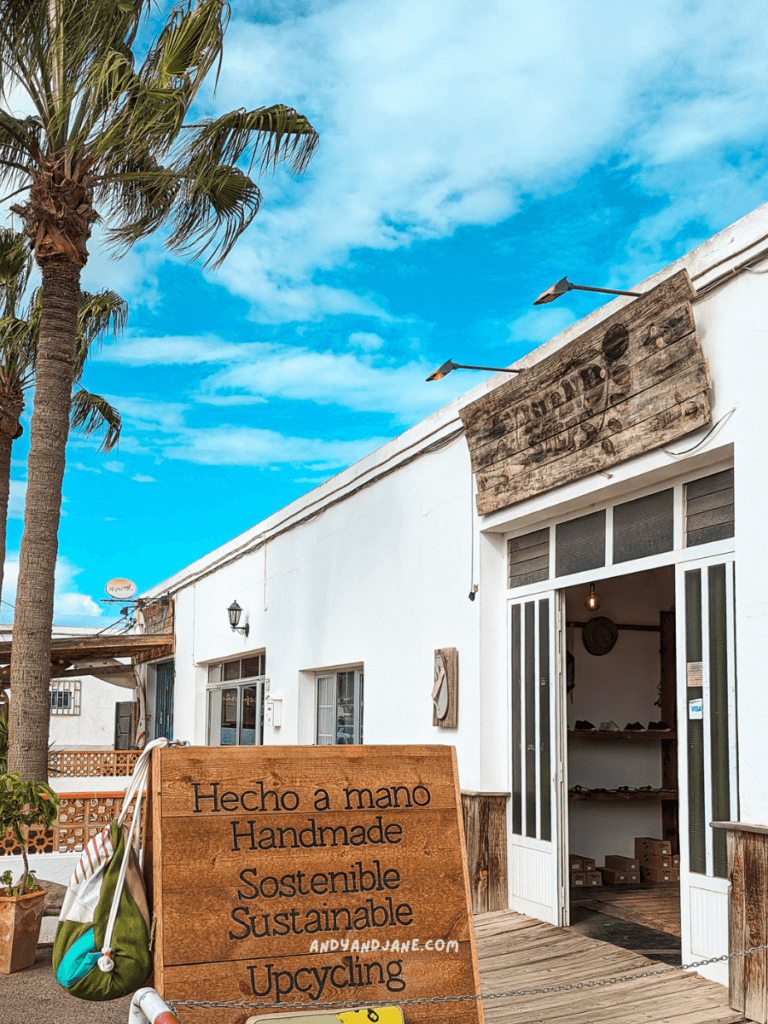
[5,0,768,624]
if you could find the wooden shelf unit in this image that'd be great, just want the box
[568,788,678,802]
[568,729,677,741]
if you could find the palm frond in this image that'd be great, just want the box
[0,111,38,189]
[140,0,227,100]
[0,0,319,270]
[0,314,37,390]
[0,229,32,316]
[70,386,122,452]
[105,162,263,266]
[73,288,129,377]
[181,106,320,179]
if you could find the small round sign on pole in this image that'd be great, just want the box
[105,578,137,600]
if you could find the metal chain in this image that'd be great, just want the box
[169,942,768,1015]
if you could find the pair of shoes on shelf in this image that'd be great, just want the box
[599,720,620,731]
[574,720,596,730]
[625,721,645,730]
[648,720,672,730]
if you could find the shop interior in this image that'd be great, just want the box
[565,566,680,938]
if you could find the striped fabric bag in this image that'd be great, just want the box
[52,738,167,1001]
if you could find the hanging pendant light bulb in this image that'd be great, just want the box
[584,583,601,612]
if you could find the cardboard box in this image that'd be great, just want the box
[605,855,639,871]
[639,852,675,870]
[572,854,595,871]
[570,871,586,886]
[586,870,603,886]
[634,837,672,857]
[569,856,583,871]
[601,866,640,884]
[640,865,679,883]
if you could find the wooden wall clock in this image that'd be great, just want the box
[432,647,458,728]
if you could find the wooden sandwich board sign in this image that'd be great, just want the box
[146,745,484,1024]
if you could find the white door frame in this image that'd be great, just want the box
[675,553,737,986]
[507,590,569,925]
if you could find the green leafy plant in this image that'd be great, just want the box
[0,714,7,774]
[0,868,42,896]
[0,773,58,895]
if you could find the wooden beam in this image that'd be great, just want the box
[0,633,174,677]
[49,664,135,680]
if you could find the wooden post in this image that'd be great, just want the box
[712,821,768,1023]
[461,792,509,914]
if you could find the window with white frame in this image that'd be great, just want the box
[50,679,81,716]
[316,668,363,745]
[507,466,735,591]
[206,653,267,746]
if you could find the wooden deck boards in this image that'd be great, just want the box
[571,883,682,938]
[475,909,745,1024]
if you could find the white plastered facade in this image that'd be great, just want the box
[139,200,768,987]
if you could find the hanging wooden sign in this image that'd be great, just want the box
[146,745,483,1024]
[459,269,711,516]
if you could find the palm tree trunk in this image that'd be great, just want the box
[8,262,80,783]
[0,428,12,611]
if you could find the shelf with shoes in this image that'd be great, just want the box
[568,729,677,741]
[568,787,679,801]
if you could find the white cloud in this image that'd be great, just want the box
[132,474,157,483]
[158,0,768,324]
[103,461,125,474]
[162,425,389,469]
[8,479,26,519]
[102,334,243,366]
[507,307,577,346]
[80,232,165,309]
[197,346,445,417]
[349,332,385,352]
[1,553,105,624]
[90,388,403,469]
[103,334,468,421]
[72,462,102,474]
[102,395,189,432]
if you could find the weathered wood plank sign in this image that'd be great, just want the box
[146,745,484,1024]
[459,269,711,515]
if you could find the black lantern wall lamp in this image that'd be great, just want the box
[227,600,249,637]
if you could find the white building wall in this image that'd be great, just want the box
[701,269,768,828]
[168,435,483,788]
[48,675,130,750]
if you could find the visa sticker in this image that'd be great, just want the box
[248,1008,404,1024]
[688,699,703,720]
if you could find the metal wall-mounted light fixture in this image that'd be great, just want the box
[426,359,524,382]
[227,600,249,637]
[533,277,643,306]
[584,583,601,612]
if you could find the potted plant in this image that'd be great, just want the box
[0,773,58,973]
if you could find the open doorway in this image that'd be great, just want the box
[564,566,680,941]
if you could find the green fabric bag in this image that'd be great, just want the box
[53,821,152,1000]
[52,739,167,1000]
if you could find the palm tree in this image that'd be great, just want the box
[0,0,318,780]
[0,228,125,609]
